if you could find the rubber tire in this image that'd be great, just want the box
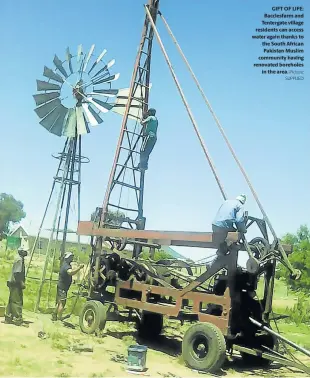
[79,300,107,334]
[137,311,163,338]
[182,322,226,373]
[240,333,278,367]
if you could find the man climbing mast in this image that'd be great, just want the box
[138,108,158,170]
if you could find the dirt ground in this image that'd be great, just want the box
[0,310,308,378]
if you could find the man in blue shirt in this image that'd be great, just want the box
[212,194,247,254]
[138,108,158,170]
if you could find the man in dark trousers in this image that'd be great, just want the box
[138,108,158,170]
[211,195,248,336]
[5,247,27,326]
[212,194,247,256]
[52,251,84,321]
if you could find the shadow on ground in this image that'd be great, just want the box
[106,329,182,357]
[105,329,307,376]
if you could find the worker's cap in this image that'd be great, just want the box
[64,251,74,260]
[18,247,28,256]
[236,194,246,204]
[148,108,156,115]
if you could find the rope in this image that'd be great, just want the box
[144,5,227,200]
[159,11,297,276]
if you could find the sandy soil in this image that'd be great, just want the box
[0,310,308,378]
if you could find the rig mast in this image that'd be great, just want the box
[99,0,160,257]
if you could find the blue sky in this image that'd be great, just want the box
[1,0,308,261]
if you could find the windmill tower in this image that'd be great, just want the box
[95,0,160,259]
[27,45,120,311]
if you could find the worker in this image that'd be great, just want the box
[4,247,27,326]
[138,108,158,170]
[212,194,247,255]
[52,251,84,321]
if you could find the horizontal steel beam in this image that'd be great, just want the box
[77,221,239,248]
[77,221,292,253]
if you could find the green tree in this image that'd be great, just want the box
[0,193,26,237]
[140,249,172,261]
[90,208,126,227]
[278,224,310,290]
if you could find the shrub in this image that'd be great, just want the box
[286,294,310,325]
[278,225,310,291]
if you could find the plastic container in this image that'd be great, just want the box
[127,345,148,372]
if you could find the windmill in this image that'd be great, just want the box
[27,44,120,311]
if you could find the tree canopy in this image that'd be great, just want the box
[278,224,310,290]
[90,208,126,227]
[0,193,26,237]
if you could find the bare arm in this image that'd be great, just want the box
[67,264,84,276]
[140,116,150,125]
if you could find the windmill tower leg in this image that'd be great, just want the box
[34,140,72,312]
[26,140,69,276]
[60,135,79,261]
[29,135,88,312]
[98,0,160,258]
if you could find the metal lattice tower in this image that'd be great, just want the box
[27,44,120,311]
[26,136,89,311]
[99,0,160,258]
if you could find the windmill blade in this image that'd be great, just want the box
[50,106,68,136]
[83,44,95,72]
[92,73,120,86]
[66,47,73,74]
[34,98,61,118]
[77,44,83,62]
[36,80,61,92]
[82,103,103,126]
[92,98,114,111]
[43,66,64,83]
[39,105,67,137]
[78,57,87,82]
[53,55,68,78]
[88,49,107,75]
[90,88,119,97]
[63,108,77,137]
[86,97,110,113]
[76,106,88,135]
[33,92,60,106]
[92,59,116,78]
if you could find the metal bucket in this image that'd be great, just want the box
[127,345,148,372]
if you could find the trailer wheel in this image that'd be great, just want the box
[240,333,278,367]
[79,300,107,334]
[182,323,226,373]
[137,311,163,338]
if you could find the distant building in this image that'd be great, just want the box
[7,225,29,251]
